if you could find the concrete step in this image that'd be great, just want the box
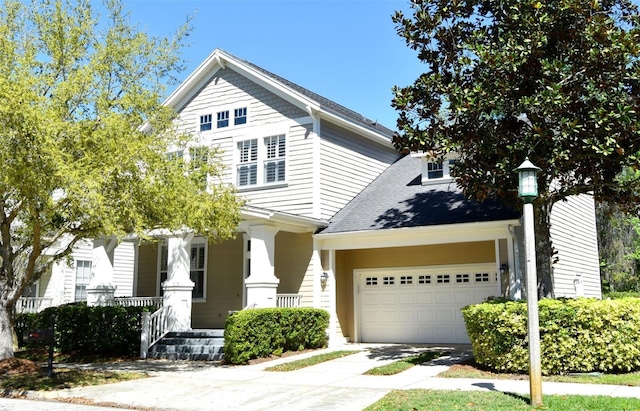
[150,329,225,361]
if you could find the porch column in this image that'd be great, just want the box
[87,238,117,306]
[162,234,194,332]
[245,225,279,308]
[325,248,342,347]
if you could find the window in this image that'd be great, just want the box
[437,274,450,284]
[167,150,184,161]
[365,277,378,286]
[418,275,431,284]
[420,156,457,184]
[234,107,247,125]
[200,114,212,132]
[237,139,258,186]
[400,276,413,285]
[264,135,286,183]
[159,239,207,299]
[427,162,444,179]
[217,110,229,128]
[75,260,92,302]
[383,276,395,285]
[236,134,286,188]
[475,272,490,283]
[456,274,470,283]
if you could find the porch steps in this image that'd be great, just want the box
[149,330,224,361]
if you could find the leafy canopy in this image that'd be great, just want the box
[0,0,243,302]
[392,0,640,208]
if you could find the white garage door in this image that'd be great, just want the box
[358,264,498,344]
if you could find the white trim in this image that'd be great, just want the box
[311,116,321,218]
[234,132,288,189]
[316,220,520,250]
[160,49,393,148]
[495,239,502,297]
[353,263,498,343]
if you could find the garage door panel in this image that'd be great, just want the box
[360,265,497,344]
[435,292,452,304]
[416,291,435,304]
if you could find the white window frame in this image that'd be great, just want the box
[74,259,92,302]
[199,114,212,132]
[157,238,208,302]
[198,105,248,133]
[415,154,457,185]
[235,133,287,190]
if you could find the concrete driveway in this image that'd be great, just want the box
[14,343,640,411]
[30,344,468,411]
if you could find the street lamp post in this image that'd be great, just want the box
[515,158,543,407]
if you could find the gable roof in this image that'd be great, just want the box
[319,155,521,235]
[163,49,395,145]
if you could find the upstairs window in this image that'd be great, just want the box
[234,107,247,125]
[237,139,258,186]
[217,110,229,128]
[189,146,209,189]
[200,114,212,132]
[264,135,286,183]
[236,134,286,188]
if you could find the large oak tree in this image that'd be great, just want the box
[392,0,640,298]
[0,0,243,359]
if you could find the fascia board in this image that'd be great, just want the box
[315,219,521,250]
[316,111,394,148]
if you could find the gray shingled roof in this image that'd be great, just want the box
[320,155,521,234]
[236,53,396,139]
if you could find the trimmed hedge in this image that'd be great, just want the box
[15,303,149,356]
[462,298,640,375]
[224,307,329,364]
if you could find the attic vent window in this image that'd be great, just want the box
[217,110,229,128]
[200,114,212,131]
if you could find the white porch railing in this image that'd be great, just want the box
[140,305,169,359]
[15,297,55,314]
[113,297,163,309]
[276,294,302,308]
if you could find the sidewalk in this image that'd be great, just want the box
[11,344,640,411]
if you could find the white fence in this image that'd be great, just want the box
[276,294,302,308]
[140,305,169,359]
[15,297,55,314]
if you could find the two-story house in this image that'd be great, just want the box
[23,49,601,346]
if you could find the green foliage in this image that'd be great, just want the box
[606,291,640,299]
[364,351,442,376]
[393,0,640,297]
[14,303,149,356]
[264,350,357,372]
[463,298,640,375]
[223,308,329,365]
[597,202,640,292]
[365,389,640,411]
[0,0,244,360]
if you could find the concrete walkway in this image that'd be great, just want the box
[9,343,640,411]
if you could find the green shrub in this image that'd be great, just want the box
[463,298,640,375]
[605,291,640,299]
[224,307,329,364]
[15,303,150,357]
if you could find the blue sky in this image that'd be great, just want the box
[122,0,422,131]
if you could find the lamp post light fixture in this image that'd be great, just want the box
[515,157,543,407]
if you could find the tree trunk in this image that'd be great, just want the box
[0,299,15,360]
[534,201,555,299]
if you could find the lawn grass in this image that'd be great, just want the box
[364,389,640,410]
[1,368,147,391]
[440,362,640,386]
[264,350,359,371]
[364,351,443,375]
